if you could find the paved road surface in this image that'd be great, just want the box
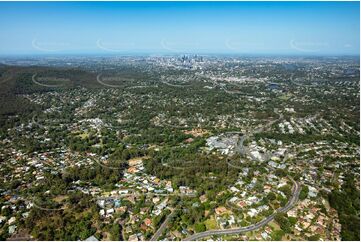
[150,209,176,241]
[184,177,301,241]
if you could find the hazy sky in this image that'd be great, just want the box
[0,1,359,55]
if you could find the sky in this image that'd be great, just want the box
[0,1,359,56]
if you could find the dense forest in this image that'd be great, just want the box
[328,174,360,241]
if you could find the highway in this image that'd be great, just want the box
[161,80,191,88]
[184,177,301,241]
[96,73,121,88]
[32,73,66,88]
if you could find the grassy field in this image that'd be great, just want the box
[53,195,68,203]
[269,220,281,230]
[77,131,90,139]
[204,217,218,230]
[278,93,293,100]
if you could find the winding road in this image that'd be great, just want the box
[289,73,317,88]
[96,73,136,88]
[184,177,301,241]
[152,94,292,240]
[161,80,192,88]
[32,73,69,88]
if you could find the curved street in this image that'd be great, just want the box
[184,178,301,241]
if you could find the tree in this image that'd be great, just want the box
[275,169,287,177]
[274,213,291,233]
[267,192,277,201]
[328,174,360,241]
[194,222,206,233]
[299,185,309,200]
[110,224,121,240]
[308,234,320,241]
[271,230,285,240]
[279,185,292,198]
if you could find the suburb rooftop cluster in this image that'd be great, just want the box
[0,54,359,241]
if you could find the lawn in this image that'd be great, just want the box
[268,220,281,230]
[204,217,218,230]
[278,93,293,100]
[80,132,90,139]
[53,195,68,203]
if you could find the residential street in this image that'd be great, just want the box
[184,178,301,241]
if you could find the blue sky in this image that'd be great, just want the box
[0,1,359,55]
